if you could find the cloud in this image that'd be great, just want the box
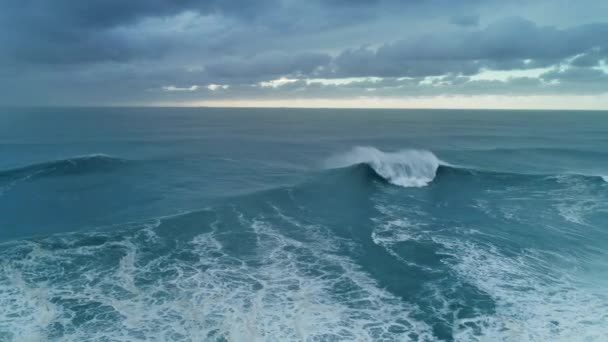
[450,14,480,27]
[330,17,608,78]
[0,0,280,66]
[541,66,608,85]
[200,52,331,84]
[207,84,230,91]
[162,85,200,92]
[259,78,299,88]
[570,48,607,67]
[0,0,509,68]
[1,0,608,105]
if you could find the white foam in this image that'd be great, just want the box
[0,262,59,342]
[370,196,608,341]
[0,211,434,341]
[193,211,435,340]
[439,239,608,342]
[550,175,606,226]
[325,146,443,187]
[371,203,426,245]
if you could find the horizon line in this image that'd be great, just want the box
[1,105,607,112]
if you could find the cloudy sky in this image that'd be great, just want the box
[1,0,608,108]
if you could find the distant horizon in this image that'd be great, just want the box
[4,100,608,111]
[4,106,608,111]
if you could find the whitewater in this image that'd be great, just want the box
[1,107,607,341]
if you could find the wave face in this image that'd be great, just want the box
[325,147,608,189]
[0,155,125,190]
[0,155,127,200]
[325,147,443,187]
[0,154,126,179]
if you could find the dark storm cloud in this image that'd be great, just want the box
[0,0,277,31]
[331,17,608,78]
[3,1,603,70]
[0,0,495,67]
[0,0,281,65]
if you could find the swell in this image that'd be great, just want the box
[331,163,607,192]
[0,154,128,180]
[439,164,606,179]
[325,146,607,189]
[462,146,608,157]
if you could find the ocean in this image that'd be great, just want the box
[0,107,607,341]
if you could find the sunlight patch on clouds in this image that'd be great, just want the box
[162,84,229,91]
[305,77,383,86]
[162,85,200,91]
[207,84,229,91]
[419,76,450,86]
[169,94,608,110]
[258,77,299,88]
[470,68,553,81]
[258,77,385,88]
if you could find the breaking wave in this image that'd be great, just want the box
[325,147,444,187]
[325,146,608,189]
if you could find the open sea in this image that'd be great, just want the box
[1,107,607,341]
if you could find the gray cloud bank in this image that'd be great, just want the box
[0,0,607,105]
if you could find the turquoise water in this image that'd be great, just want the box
[1,108,607,341]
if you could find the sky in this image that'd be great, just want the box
[1,0,607,109]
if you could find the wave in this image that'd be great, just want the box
[436,164,608,182]
[0,154,126,178]
[457,146,608,157]
[324,146,607,189]
[325,147,445,187]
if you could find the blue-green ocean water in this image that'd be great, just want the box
[1,108,607,341]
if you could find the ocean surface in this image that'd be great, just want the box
[1,107,607,341]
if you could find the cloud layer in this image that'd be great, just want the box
[0,0,607,106]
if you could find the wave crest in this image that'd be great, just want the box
[325,147,443,187]
[0,154,126,180]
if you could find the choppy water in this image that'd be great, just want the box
[1,108,607,341]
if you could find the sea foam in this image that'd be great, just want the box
[325,146,443,187]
